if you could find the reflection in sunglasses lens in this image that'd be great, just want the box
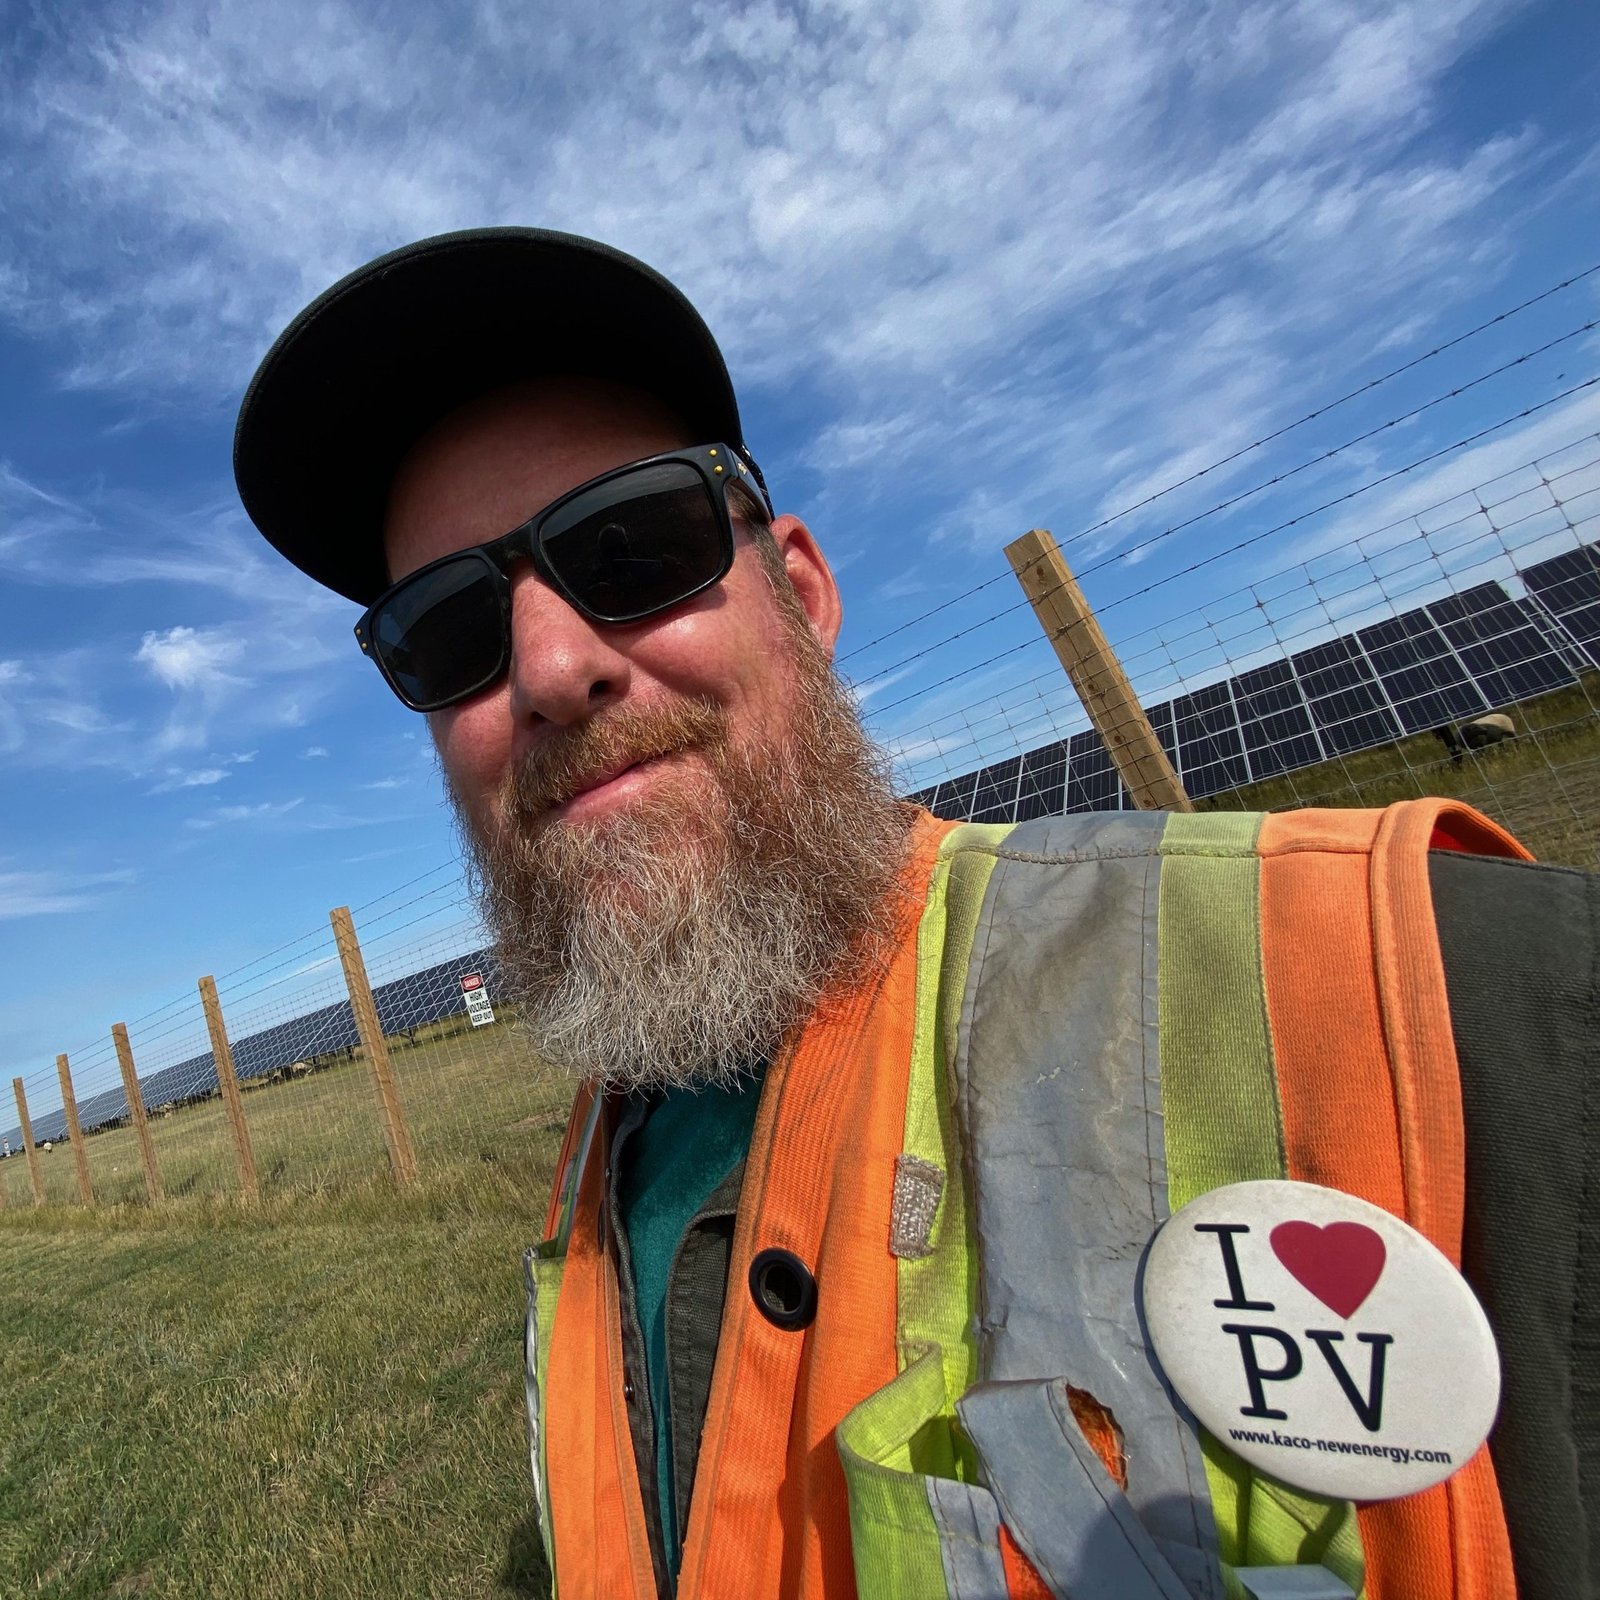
[545,476,723,620]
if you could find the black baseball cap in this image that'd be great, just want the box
[233,227,751,605]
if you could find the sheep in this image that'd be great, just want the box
[1460,712,1516,750]
[1432,714,1517,767]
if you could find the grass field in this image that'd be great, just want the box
[0,1027,572,1594]
[0,1166,560,1599]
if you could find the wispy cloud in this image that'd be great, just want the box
[0,463,354,775]
[0,1,1564,549]
[0,867,136,920]
[147,766,231,794]
[1271,388,1600,572]
[184,797,305,830]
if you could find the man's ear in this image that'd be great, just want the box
[769,514,843,658]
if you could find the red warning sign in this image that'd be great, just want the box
[460,972,495,1026]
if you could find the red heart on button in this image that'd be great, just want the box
[1269,1221,1386,1319]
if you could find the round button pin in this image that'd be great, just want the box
[1141,1180,1500,1501]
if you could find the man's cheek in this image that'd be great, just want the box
[433,738,503,843]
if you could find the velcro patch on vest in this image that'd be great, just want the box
[890,1154,945,1259]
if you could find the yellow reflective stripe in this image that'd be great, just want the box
[900,823,1013,1425]
[834,821,1016,1592]
[836,1352,955,1597]
[1157,812,1284,1207]
[1156,811,1365,1597]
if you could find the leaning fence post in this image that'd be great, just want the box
[1005,528,1194,812]
[330,906,418,1185]
[55,1055,94,1207]
[197,977,259,1201]
[112,1023,164,1204]
[11,1078,46,1207]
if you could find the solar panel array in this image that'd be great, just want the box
[904,537,1600,823]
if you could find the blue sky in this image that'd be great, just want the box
[1,0,1597,1108]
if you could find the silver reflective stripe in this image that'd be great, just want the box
[1236,1568,1357,1600]
[955,812,1223,1598]
[925,1476,1009,1599]
[958,1379,1194,1600]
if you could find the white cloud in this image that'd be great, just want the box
[845,663,921,706]
[135,624,255,755]
[301,745,328,759]
[1271,387,1600,572]
[0,456,355,776]
[136,625,245,692]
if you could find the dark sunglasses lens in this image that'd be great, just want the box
[372,557,504,708]
[541,461,728,620]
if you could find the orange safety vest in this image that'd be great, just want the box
[522,801,1529,1599]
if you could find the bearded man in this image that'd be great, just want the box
[236,229,1595,1600]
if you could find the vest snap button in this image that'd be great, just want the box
[749,1248,817,1331]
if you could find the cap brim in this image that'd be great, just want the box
[233,227,743,604]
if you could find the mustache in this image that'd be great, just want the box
[500,697,728,819]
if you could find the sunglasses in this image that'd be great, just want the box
[355,443,770,711]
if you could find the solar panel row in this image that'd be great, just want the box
[906,538,1600,821]
[7,947,503,1147]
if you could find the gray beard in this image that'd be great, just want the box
[454,630,912,1092]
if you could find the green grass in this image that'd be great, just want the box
[1198,678,1600,870]
[0,1168,556,1599]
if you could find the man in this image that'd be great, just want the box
[235,229,1594,1600]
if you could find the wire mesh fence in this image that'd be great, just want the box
[4,438,1597,1211]
[895,435,1600,870]
[0,879,571,1211]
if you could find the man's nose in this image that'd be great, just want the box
[504,567,632,727]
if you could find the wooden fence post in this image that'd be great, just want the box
[11,1078,46,1207]
[1004,528,1194,812]
[55,1055,94,1207]
[112,1023,164,1204]
[330,906,418,1185]
[197,977,259,1202]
